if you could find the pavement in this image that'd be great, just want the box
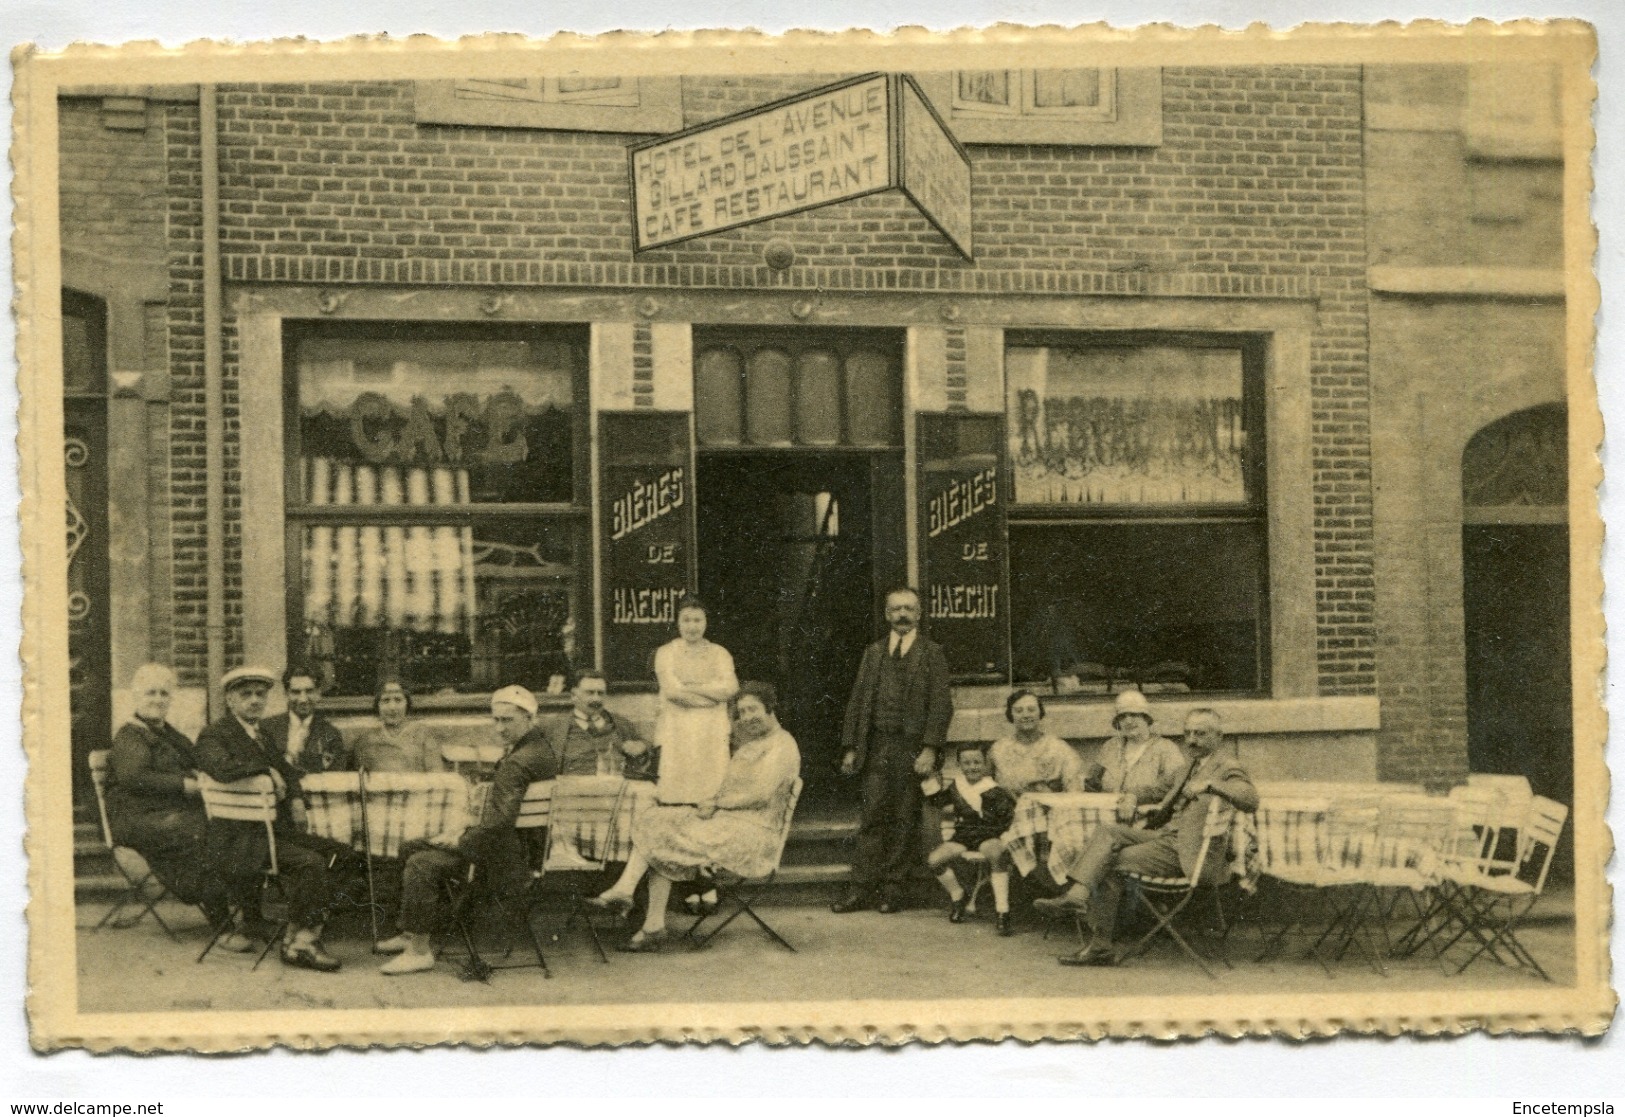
[74,887,1578,1014]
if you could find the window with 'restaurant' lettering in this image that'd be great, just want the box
[284,322,590,701]
[1005,333,1269,696]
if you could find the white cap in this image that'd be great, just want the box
[491,684,539,716]
[221,665,277,692]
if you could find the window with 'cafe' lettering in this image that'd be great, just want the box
[283,321,591,700]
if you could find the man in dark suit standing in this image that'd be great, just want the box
[832,586,953,914]
[192,665,345,972]
[261,664,351,777]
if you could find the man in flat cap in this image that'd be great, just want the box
[377,684,561,975]
[192,665,346,972]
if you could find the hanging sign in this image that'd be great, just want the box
[629,73,972,258]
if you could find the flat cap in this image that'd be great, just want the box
[490,684,539,716]
[221,665,277,692]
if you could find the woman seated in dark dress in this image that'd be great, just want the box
[103,663,250,951]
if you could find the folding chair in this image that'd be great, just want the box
[1251,796,1332,966]
[195,773,286,969]
[1301,796,1386,975]
[1362,796,1457,961]
[685,779,803,951]
[1115,797,1237,980]
[442,778,553,980]
[86,749,179,938]
[1436,795,1568,982]
[536,776,633,963]
[1393,784,1520,965]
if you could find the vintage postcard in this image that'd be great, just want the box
[13,22,1611,1051]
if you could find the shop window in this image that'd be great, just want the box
[694,328,902,449]
[414,77,683,133]
[285,322,590,700]
[1005,334,1269,695]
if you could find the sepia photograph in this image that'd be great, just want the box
[11,18,1613,1054]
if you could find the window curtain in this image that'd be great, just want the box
[302,458,476,636]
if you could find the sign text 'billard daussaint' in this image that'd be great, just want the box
[630,74,971,258]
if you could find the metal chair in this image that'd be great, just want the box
[86,749,179,938]
[1435,795,1568,982]
[1114,797,1238,980]
[1299,795,1386,974]
[1251,796,1332,966]
[441,778,553,980]
[1397,783,1521,962]
[1362,796,1458,961]
[195,773,285,969]
[685,779,804,952]
[536,776,634,962]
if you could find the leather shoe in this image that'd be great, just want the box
[584,892,634,916]
[995,913,1014,937]
[280,941,342,973]
[616,929,667,954]
[830,892,872,914]
[1032,887,1091,916]
[948,895,971,924]
[1058,945,1118,968]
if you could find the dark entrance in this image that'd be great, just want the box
[1460,404,1571,880]
[1462,524,1571,877]
[63,289,111,807]
[697,453,904,804]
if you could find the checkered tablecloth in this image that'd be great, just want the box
[1000,792,1124,882]
[540,776,658,868]
[300,771,473,859]
[1003,791,1260,890]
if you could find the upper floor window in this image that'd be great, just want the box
[415,77,683,133]
[914,68,1162,146]
[953,69,1116,123]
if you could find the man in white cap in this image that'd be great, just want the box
[192,664,344,972]
[377,683,560,975]
[1036,707,1258,967]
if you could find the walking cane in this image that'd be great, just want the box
[356,764,381,946]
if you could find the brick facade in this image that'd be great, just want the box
[61,67,1409,764]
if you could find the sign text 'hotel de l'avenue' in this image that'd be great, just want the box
[630,73,973,258]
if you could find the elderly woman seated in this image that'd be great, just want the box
[103,663,246,950]
[586,681,800,952]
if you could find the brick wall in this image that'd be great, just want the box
[62,70,1374,698]
[58,99,169,266]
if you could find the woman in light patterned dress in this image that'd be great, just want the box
[586,682,801,952]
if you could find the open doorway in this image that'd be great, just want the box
[697,452,904,806]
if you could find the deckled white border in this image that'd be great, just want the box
[7,5,1622,1091]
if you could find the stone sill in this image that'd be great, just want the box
[947,694,1380,743]
[1368,266,1565,300]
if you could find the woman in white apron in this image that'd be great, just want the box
[653,596,739,912]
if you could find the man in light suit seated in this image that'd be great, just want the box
[1034,707,1257,967]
